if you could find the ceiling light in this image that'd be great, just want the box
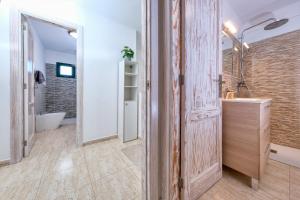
[68,30,78,39]
[224,21,237,34]
[243,42,250,49]
[234,46,239,52]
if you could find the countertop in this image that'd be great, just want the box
[222,98,272,104]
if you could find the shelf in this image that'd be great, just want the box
[124,86,138,88]
[125,73,138,76]
[125,100,137,103]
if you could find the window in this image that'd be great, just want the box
[56,62,76,78]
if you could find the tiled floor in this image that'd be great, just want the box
[199,160,300,200]
[0,125,299,200]
[0,125,142,200]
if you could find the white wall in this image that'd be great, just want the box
[0,0,139,159]
[0,4,11,161]
[242,1,300,44]
[30,22,45,75]
[29,21,46,115]
[45,50,76,65]
[82,11,136,142]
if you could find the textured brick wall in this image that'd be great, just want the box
[244,30,300,149]
[223,30,300,149]
[45,63,76,118]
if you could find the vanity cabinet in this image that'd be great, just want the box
[222,98,272,189]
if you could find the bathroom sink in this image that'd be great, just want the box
[222,98,272,103]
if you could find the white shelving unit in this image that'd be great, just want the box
[118,60,138,142]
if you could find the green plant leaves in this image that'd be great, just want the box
[121,46,135,59]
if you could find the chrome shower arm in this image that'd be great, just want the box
[241,18,276,37]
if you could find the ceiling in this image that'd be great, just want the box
[29,18,76,54]
[77,0,142,31]
[227,0,300,24]
[27,0,142,54]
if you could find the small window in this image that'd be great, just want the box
[56,62,76,78]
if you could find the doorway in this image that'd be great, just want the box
[21,15,80,157]
[7,0,161,199]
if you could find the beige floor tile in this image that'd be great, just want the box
[65,184,96,200]
[4,124,298,200]
[290,166,300,200]
[259,160,290,200]
[35,161,91,199]
[93,167,141,200]
[86,154,129,182]
[0,179,40,200]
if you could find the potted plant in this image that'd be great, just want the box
[121,46,134,61]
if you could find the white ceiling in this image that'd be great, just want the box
[227,0,300,24]
[29,18,76,54]
[27,0,142,54]
[77,0,142,31]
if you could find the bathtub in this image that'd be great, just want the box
[36,112,66,132]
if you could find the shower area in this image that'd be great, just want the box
[222,14,300,167]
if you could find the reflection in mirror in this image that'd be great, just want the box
[222,27,241,99]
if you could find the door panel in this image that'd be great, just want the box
[23,21,35,157]
[124,101,138,142]
[181,0,222,199]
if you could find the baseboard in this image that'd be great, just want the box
[270,143,300,168]
[83,135,118,146]
[0,160,10,167]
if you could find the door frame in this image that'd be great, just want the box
[9,1,163,199]
[9,9,84,163]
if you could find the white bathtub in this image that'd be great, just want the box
[36,112,66,132]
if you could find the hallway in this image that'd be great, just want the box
[0,125,142,200]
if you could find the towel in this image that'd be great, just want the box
[34,70,45,84]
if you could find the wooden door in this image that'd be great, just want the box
[23,21,35,157]
[180,0,222,199]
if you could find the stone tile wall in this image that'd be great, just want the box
[223,30,300,149]
[45,63,76,118]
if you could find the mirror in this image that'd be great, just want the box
[222,27,241,98]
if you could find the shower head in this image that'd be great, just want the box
[264,18,289,30]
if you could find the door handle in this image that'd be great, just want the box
[214,75,225,98]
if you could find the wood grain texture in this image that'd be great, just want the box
[242,30,300,149]
[10,8,23,164]
[146,0,160,199]
[76,26,84,147]
[181,0,222,199]
[222,100,271,182]
[140,0,147,199]
[170,0,181,199]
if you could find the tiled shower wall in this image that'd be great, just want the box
[45,63,77,118]
[223,30,300,149]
